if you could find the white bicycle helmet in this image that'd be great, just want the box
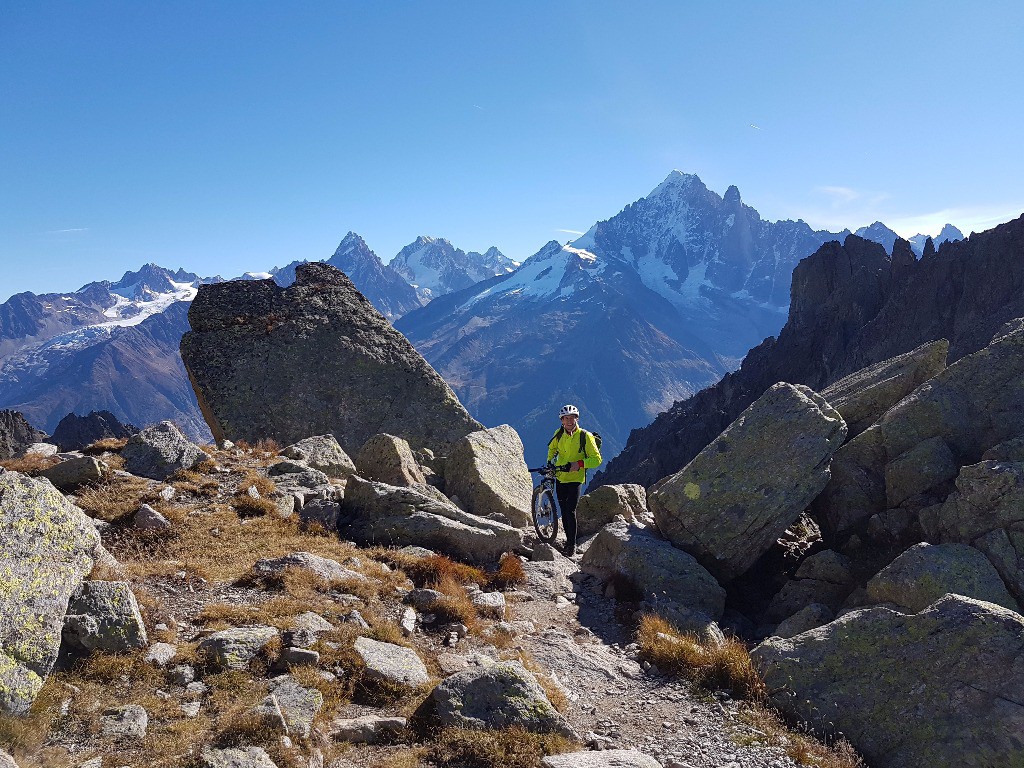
[559,404,580,418]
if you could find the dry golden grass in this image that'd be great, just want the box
[83,437,129,454]
[75,473,155,523]
[427,726,577,768]
[487,553,527,591]
[636,614,766,702]
[423,576,479,628]
[373,550,487,589]
[370,748,428,768]
[230,495,279,518]
[239,469,277,497]
[0,453,59,475]
[739,706,865,768]
[170,468,221,498]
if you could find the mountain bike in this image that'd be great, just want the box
[528,462,571,543]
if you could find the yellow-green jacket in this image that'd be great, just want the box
[547,427,602,483]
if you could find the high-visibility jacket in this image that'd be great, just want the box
[546,426,602,483]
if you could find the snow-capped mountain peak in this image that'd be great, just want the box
[390,235,518,302]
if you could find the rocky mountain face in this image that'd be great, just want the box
[398,172,848,464]
[0,409,48,458]
[596,214,1024,489]
[909,223,964,256]
[321,232,422,320]
[180,262,481,453]
[390,236,517,302]
[51,410,138,452]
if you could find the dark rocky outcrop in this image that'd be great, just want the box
[598,217,1024,488]
[0,410,47,459]
[180,263,480,454]
[51,410,138,452]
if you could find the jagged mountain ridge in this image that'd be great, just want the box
[595,215,1024,489]
[398,172,858,464]
[390,236,518,302]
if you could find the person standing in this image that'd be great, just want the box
[546,404,602,556]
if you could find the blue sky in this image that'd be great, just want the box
[2,1,1022,300]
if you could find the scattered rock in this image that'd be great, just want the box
[180,263,481,452]
[793,550,853,584]
[251,552,365,584]
[121,421,204,480]
[581,520,725,619]
[330,715,407,744]
[541,751,663,768]
[266,675,323,738]
[144,642,177,667]
[0,471,100,714]
[355,433,426,487]
[281,435,357,479]
[650,383,846,582]
[471,591,506,619]
[576,484,652,537]
[39,456,104,491]
[134,503,172,530]
[865,542,1020,613]
[100,705,148,740]
[353,636,429,687]
[443,424,533,527]
[433,660,577,737]
[196,626,279,671]
[62,581,149,653]
[753,594,1024,767]
[298,499,341,530]
[201,746,279,768]
[340,476,523,563]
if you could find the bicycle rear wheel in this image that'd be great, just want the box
[532,485,558,543]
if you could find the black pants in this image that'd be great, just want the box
[556,481,582,551]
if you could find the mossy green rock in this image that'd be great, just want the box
[196,626,278,671]
[180,263,480,453]
[884,435,958,507]
[650,383,847,582]
[433,660,575,737]
[752,594,1024,767]
[866,542,1020,614]
[580,519,725,619]
[353,636,428,687]
[576,484,651,537]
[339,476,523,563]
[0,470,99,714]
[443,424,533,527]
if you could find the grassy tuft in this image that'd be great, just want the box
[0,453,60,475]
[636,614,766,701]
[230,495,279,518]
[487,553,527,591]
[373,550,487,590]
[427,726,577,768]
[423,576,479,627]
[83,437,129,454]
[75,473,154,523]
[739,705,865,768]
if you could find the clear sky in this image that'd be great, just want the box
[2,1,1022,300]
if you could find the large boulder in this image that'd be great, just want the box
[821,339,948,439]
[339,476,523,563]
[443,425,532,527]
[650,383,847,582]
[196,626,279,671]
[355,434,425,487]
[180,262,481,453]
[0,470,100,714]
[121,421,205,480]
[580,520,725,619]
[39,456,104,491]
[752,594,1024,767]
[280,434,356,479]
[51,410,138,452]
[62,581,149,653]
[0,410,48,459]
[576,484,651,537]
[866,542,1020,614]
[353,637,428,688]
[432,660,575,736]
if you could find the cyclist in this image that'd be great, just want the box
[546,404,602,556]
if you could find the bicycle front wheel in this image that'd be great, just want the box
[532,485,559,543]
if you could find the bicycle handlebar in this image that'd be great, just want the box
[528,463,572,473]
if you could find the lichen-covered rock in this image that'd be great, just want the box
[650,383,847,582]
[0,410,48,459]
[811,424,888,539]
[201,746,279,768]
[356,433,425,487]
[866,542,1020,614]
[134,503,172,530]
[180,263,481,453]
[433,660,576,737]
[101,704,148,740]
[443,425,532,527]
[121,421,204,480]
[251,551,364,584]
[821,340,948,439]
[471,591,506,619]
[580,519,725,619]
[763,578,850,624]
[884,436,958,507]
[0,471,99,714]
[339,476,523,563]
[39,456,104,491]
[752,594,1024,768]
[196,626,279,671]
[541,750,663,768]
[265,674,323,738]
[353,636,428,687]
[576,484,651,537]
[62,580,149,653]
[281,434,356,478]
[330,714,407,744]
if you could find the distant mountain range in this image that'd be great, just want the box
[0,171,969,461]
